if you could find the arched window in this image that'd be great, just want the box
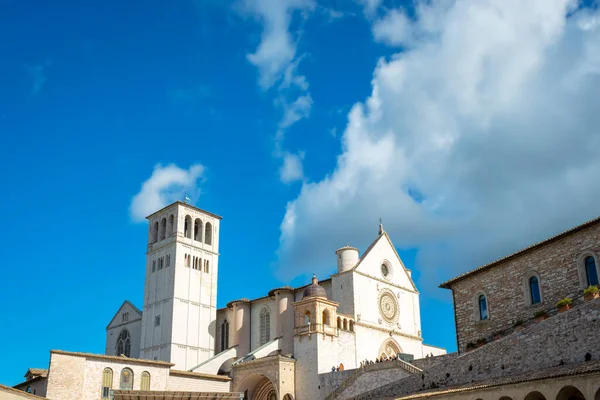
[343,319,348,330]
[585,256,599,286]
[337,316,342,329]
[529,276,541,304]
[152,221,159,243]
[260,308,271,345]
[349,320,354,332]
[322,310,330,326]
[205,222,213,245]
[184,215,192,238]
[140,371,150,391]
[119,368,134,390]
[101,368,113,399]
[221,320,229,351]
[168,214,174,235]
[194,219,202,241]
[159,218,166,240]
[556,386,586,400]
[26,386,32,393]
[304,311,311,325]
[117,329,131,357]
[478,294,488,320]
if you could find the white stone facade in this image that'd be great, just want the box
[101,202,445,399]
[140,202,221,370]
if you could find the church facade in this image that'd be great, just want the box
[104,200,445,399]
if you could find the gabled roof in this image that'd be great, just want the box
[350,232,418,292]
[1,384,46,398]
[440,215,600,289]
[25,369,47,379]
[105,300,142,330]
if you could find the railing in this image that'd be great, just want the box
[294,323,339,336]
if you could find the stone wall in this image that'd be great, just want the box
[411,353,458,370]
[353,298,600,399]
[448,221,600,353]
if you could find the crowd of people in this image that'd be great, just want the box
[330,354,405,372]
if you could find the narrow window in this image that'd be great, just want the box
[478,294,488,320]
[322,310,329,326]
[159,217,166,240]
[205,222,213,245]
[166,254,170,267]
[343,319,348,330]
[304,311,311,325]
[529,276,541,304]
[101,368,113,399]
[184,215,192,238]
[119,368,134,390]
[122,312,128,323]
[221,320,229,351]
[140,371,150,391]
[168,214,174,235]
[194,219,202,241]
[585,256,599,286]
[260,308,271,345]
[152,221,159,243]
[155,315,161,327]
[349,320,354,332]
[205,260,210,273]
[116,329,131,357]
[152,260,156,272]
[337,317,341,329]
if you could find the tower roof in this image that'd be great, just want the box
[302,274,327,299]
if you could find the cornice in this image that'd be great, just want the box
[232,354,295,371]
[354,321,422,341]
[292,297,340,308]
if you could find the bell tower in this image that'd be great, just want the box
[140,201,221,370]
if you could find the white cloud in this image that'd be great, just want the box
[280,152,305,183]
[241,0,315,184]
[129,163,204,222]
[358,0,383,16]
[277,0,600,292]
[242,0,315,90]
[372,9,414,46]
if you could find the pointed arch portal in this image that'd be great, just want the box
[378,338,402,359]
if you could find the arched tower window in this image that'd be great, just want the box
[152,221,159,243]
[349,320,354,332]
[304,311,311,325]
[119,368,134,390]
[337,317,341,329]
[140,371,150,391]
[585,256,599,286]
[220,320,229,351]
[116,329,131,357]
[322,310,330,326]
[260,308,271,345]
[159,218,166,240]
[194,219,203,241]
[478,294,488,320]
[101,368,113,399]
[343,319,348,330]
[529,276,541,304]
[205,222,213,245]
[168,214,174,235]
[184,215,192,238]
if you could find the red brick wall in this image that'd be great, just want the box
[449,222,600,353]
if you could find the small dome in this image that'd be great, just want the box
[303,274,327,299]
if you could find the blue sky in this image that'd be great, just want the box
[2,0,600,387]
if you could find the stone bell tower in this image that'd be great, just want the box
[140,201,221,370]
[292,275,356,400]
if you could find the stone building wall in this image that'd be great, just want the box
[353,298,600,399]
[45,351,172,400]
[447,221,600,353]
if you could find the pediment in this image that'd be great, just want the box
[106,300,142,330]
